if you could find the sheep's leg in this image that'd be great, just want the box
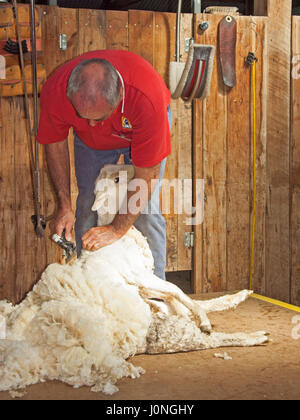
[196,290,253,314]
[139,285,212,333]
[136,272,212,332]
[146,314,269,355]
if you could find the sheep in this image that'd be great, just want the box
[0,164,268,396]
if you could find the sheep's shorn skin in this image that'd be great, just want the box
[0,165,269,395]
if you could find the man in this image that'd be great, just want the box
[36,50,172,280]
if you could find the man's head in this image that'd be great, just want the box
[67,58,122,126]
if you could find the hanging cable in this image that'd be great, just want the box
[12,0,46,237]
[247,51,258,291]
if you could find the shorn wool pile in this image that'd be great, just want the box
[0,165,269,396]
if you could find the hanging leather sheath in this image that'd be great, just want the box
[219,15,237,88]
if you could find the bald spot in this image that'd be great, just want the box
[69,63,114,116]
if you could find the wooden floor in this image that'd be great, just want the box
[0,294,300,401]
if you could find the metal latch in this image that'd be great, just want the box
[185,232,194,248]
[59,34,67,51]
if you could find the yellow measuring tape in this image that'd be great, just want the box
[249,59,257,291]
[251,293,300,313]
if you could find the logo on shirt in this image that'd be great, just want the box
[122,116,133,130]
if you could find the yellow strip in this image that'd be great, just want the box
[249,62,257,291]
[251,293,300,313]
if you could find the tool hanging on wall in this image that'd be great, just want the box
[0,2,45,96]
[169,0,215,102]
[10,0,46,237]
[219,15,237,88]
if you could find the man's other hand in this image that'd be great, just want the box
[82,225,123,251]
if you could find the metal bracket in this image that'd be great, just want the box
[192,0,201,14]
[59,34,67,51]
[185,232,194,248]
[185,38,193,53]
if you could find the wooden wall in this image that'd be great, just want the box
[0,1,299,306]
[192,14,268,294]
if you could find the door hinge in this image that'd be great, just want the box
[185,232,194,248]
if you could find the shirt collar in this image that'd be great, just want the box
[115,69,125,114]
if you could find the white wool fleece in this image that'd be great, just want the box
[0,229,152,394]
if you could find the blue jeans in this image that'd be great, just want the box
[74,108,172,280]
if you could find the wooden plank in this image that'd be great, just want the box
[176,13,193,272]
[13,99,45,302]
[106,11,129,50]
[58,8,79,65]
[154,12,178,272]
[192,15,204,293]
[128,10,154,65]
[265,0,292,302]
[41,5,75,266]
[59,6,79,247]
[0,98,16,302]
[78,9,106,53]
[250,18,268,294]
[226,17,251,291]
[291,16,300,306]
[198,14,227,293]
[40,5,60,77]
[66,10,108,236]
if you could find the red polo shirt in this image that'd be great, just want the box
[36,50,171,168]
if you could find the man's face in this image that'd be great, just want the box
[74,106,115,127]
[70,88,122,127]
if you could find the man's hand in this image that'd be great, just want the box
[52,207,75,241]
[82,225,123,251]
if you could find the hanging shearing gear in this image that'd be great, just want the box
[4,38,28,54]
[219,15,237,88]
[169,0,215,102]
[0,2,45,96]
[6,0,46,237]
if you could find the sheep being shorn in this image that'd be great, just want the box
[0,165,268,396]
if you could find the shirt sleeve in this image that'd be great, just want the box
[36,84,71,144]
[130,98,171,168]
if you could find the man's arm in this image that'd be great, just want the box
[44,140,75,241]
[82,163,161,251]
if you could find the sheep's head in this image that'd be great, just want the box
[92,164,135,226]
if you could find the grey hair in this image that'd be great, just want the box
[67,58,121,108]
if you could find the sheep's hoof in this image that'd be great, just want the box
[200,321,212,334]
[250,331,270,345]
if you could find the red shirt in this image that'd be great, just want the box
[36,50,171,167]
